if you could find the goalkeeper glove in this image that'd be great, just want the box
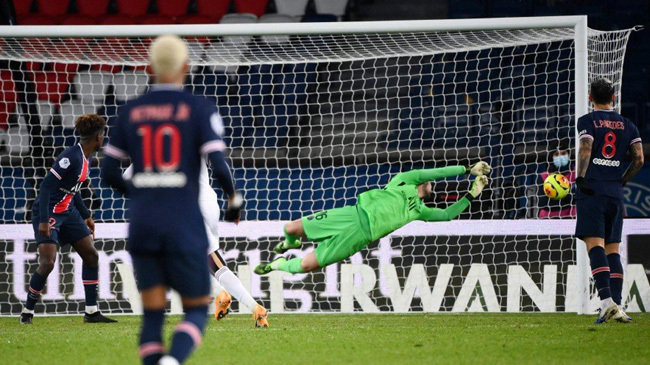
[469,176,488,198]
[467,161,491,176]
[575,177,595,196]
[224,192,243,224]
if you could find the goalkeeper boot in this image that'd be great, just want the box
[253,304,269,328]
[84,311,118,323]
[253,257,287,275]
[20,312,33,325]
[214,290,232,321]
[273,239,302,254]
[594,300,618,324]
[612,306,633,323]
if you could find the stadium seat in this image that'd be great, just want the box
[6,125,30,155]
[36,100,56,128]
[38,0,70,17]
[180,15,214,24]
[314,0,349,17]
[274,0,309,17]
[220,13,258,47]
[205,42,243,73]
[73,71,112,106]
[113,72,149,102]
[233,0,269,17]
[139,15,175,24]
[0,71,17,130]
[34,71,71,105]
[18,14,56,25]
[156,0,191,17]
[60,15,94,25]
[101,15,136,25]
[115,0,150,17]
[259,14,296,44]
[195,0,230,21]
[13,0,33,15]
[76,0,110,17]
[301,13,338,22]
[60,100,98,128]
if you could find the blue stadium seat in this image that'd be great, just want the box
[448,0,487,18]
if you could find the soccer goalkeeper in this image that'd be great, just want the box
[254,163,490,275]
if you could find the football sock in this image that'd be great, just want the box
[607,253,624,306]
[282,226,301,249]
[139,309,165,365]
[275,258,305,274]
[215,267,257,312]
[25,272,46,311]
[588,246,611,301]
[82,265,99,310]
[169,305,208,363]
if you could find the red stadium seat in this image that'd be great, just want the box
[181,15,215,24]
[115,0,151,17]
[233,0,269,17]
[60,15,94,25]
[139,15,175,25]
[156,0,190,17]
[76,0,110,17]
[38,0,70,17]
[196,0,230,20]
[18,14,57,25]
[34,71,71,105]
[52,62,79,76]
[13,0,33,16]
[101,15,136,25]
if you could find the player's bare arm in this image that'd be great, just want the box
[621,141,645,185]
[575,137,594,195]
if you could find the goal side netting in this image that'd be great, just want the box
[0,18,647,315]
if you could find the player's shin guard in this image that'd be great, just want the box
[607,253,624,306]
[215,267,257,312]
[82,265,99,313]
[139,309,165,365]
[588,246,612,301]
[277,258,304,274]
[169,305,208,363]
[25,272,46,311]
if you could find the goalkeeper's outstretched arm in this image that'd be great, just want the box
[390,162,491,186]
[419,176,488,222]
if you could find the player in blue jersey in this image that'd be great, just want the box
[575,78,644,324]
[102,35,244,365]
[20,114,116,325]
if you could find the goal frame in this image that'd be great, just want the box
[0,16,596,313]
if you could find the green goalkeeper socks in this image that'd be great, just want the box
[281,226,302,250]
[274,258,305,274]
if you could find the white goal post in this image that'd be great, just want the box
[0,16,646,316]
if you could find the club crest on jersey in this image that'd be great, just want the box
[59,158,70,169]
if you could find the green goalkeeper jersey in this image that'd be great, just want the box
[356,165,470,241]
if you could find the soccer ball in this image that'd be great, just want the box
[543,173,571,200]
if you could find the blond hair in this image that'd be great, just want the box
[149,35,188,78]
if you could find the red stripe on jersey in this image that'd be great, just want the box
[79,154,88,183]
[53,194,74,214]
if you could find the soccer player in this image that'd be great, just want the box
[123,162,269,326]
[254,163,490,275]
[20,114,116,324]
[101,35,245,365]
[575,77,644,324]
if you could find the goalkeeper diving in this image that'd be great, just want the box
[254,163,491,275]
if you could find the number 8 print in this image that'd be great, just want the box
[601,131,617,159]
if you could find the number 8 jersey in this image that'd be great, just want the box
[577,109,642,198]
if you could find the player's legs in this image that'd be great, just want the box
[603,197,631,322]
[576,196,618,323]
[21,243,58,323]
[164,248,211,364]
[273,219,306,254]
[71,235,117,322]
[139,285,167,365]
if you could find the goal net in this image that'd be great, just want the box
[1,17,648,316]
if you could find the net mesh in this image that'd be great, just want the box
[0,23,635,314]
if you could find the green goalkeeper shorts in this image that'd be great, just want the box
[301,205,372,267]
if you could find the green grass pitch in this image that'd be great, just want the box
[1,313,649,364]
